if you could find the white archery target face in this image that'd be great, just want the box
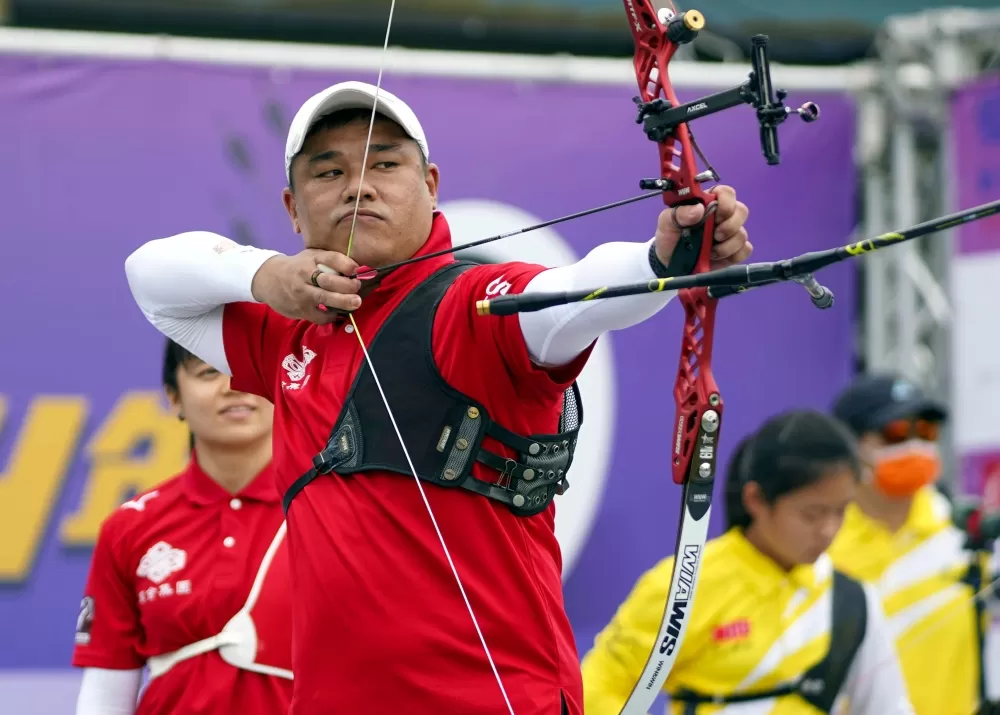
[438,198,616,580]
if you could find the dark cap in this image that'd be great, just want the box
[832,373,947,435]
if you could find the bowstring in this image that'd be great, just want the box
[343,3,515,712]
[344,0,395,259]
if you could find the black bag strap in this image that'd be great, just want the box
[797,570,868,712]
[673,569,868,714]
[962,548,993,704]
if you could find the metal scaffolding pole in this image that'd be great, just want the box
[862,7,1000,490]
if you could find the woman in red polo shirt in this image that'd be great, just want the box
[71,340,293,715]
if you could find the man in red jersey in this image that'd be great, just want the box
[125,81,751,714]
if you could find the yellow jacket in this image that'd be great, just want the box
[581,528,912,714]
[828,486,981,715]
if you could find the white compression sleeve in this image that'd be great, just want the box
[518,239,677,366]
[124,232,280,375]
[75,668,143,715]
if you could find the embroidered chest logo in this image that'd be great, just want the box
[137,541,187,584]
[485,276,511,298]
[136,542,192,605]
[712,618,751,644]
[282,345,317,391]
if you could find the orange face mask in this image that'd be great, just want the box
[870,440,941,498]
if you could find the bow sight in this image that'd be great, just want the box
[628,9,828,309]
[634,26,819,187]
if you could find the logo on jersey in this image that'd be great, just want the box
[122,490,160,512]
[212,238,238,254]
[282,345,317,391]
[137,541,187,584]
[712,618,751,643]
[485,276,511,298]
[75,596,95,645]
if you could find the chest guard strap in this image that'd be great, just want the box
[672,570,868,714]
[282,262,583,518]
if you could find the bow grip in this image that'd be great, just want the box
[655,194,718,280]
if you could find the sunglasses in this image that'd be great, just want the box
[880,418,940,445]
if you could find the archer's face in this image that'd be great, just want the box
[745,466,856,568]
[283,117,440,269]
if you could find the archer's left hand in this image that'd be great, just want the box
[654,185,752,272]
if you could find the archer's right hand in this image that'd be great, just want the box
[251,249,362,324]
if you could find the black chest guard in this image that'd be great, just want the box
[282,262,583,518]
[673,570,868,714]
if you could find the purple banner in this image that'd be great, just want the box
[953,73,1000,255]
[950,74,1000,503]
[0,47,857,693]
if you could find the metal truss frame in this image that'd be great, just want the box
[857,7,1000,484]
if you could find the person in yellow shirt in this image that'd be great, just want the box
[581,409,913,714]
[828,373,987,715]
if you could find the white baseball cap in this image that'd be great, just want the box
[284,81,430,183]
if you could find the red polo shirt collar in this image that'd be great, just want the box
[180,454,280,506]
